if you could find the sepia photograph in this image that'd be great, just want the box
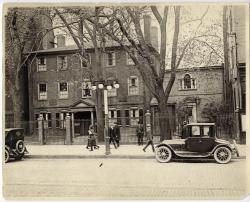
[1,1,249,200]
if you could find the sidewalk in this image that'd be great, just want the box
[24,144,246,160]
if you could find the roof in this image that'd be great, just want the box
[187,123,215,126]
[27,41,124,54]
[5,128,24,132]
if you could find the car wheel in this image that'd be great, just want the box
[5,148,10,163]
[214,146,232,164]
[16,140,25,154]
[155,146,172,163]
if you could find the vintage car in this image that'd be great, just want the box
[5,128,27,163]
[155,123,239,164]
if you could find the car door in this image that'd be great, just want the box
[186,126,215,153]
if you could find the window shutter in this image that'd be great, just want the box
[108,111,111,119]
[194,79,197,89]
[179,79,182,90]
[44,58,47,65]
[135,109,139,118]
[130,110,133,117]
[126,52,129,65]
[135,77,139,87]
[114,110,117,118]
[112,52,116,66]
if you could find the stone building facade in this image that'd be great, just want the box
[151,66,224,137]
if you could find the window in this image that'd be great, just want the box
[38,83,47,100]
[179,74,196,90]
[82,81,92,98]
[37,57,47,71]
[58,82,68,99]
[35,113,52,129]
[108,109,117,125]
[139,109,144,124]
[128,76,139,95]
[117,110,121,125]
[191,126,200,136]
[130,108,139,126]
[56,112,70,129]
[107,87,117,97]
[56,113,60,128]
[105,52,116,67]
[125,110,130,126]
[57,56,67,70]
[81,54,91,68]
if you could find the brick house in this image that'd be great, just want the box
[28,39,153,143]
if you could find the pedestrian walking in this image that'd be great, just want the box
[181,121,189,139]
[136,121,144,145]
[109,123,117,149]
[114,122,120,147]
[143,124,155,152]
[87,125,99,151]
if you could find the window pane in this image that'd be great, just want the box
[39,84,46,92]
[60,83,67,91]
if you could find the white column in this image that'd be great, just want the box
[91,111,94,125]
[192,104,197,122]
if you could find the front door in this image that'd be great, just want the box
[74,112,91,136]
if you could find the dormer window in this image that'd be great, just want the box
[37,57,47,71]
[57,56,67,70]
[179,74,196,90]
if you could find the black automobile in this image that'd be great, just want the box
[5,128,27,163]
[155,123,239,164]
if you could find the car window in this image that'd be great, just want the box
[192,126,200,136]
[203,126,210,136]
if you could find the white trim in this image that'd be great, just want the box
[37,57,47,72]
[58,82,69,99]
[38,83,47,100]
[57,55,68,70]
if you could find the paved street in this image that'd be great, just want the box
[3,158,247,200]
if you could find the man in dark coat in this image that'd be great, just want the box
[108,123,117,149]
[136,121,144,145]
[114,122,120,147]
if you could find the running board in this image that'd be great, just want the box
[174,152,212,158]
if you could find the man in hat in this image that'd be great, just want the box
[114,122,120,147]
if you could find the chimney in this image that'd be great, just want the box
[57,35,66,47]
[150,26,159,51]
[41,15,55,49]
[143,15,151,44]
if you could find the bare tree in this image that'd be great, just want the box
[54,7,107,140]
[5,8,54,127]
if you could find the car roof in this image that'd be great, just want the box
[5,128,24,132]
[187,123,215,126]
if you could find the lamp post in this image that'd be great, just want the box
[92,80,119,155]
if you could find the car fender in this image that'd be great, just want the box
[211,144,232,154]
[155,144,176,154]
[5,145,10,152]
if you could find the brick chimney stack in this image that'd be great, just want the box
[57,35,66,47]
[41,14,55,49]
[143,15,151,44]
[150,26,159,51]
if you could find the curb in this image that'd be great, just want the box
[24,155,246,160]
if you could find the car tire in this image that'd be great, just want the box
[155,146,172,163]
[16,140,25,154]
[5,148,10,163]
[214,146,232,164]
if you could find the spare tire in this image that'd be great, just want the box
[16,140,25,154]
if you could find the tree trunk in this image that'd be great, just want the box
[158,99,172,141]
[12,89,23,128]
